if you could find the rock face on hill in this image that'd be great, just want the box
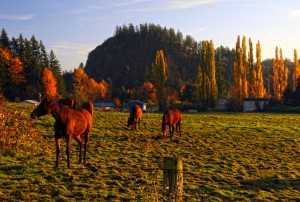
[84,23,200,89]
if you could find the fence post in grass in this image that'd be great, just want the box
[163,157,183,201]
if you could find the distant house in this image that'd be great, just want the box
[21,100,40,105]
[126,100,147,111]
[243,98,270,112]
[93,102,115,111]
[215,97,228,110]
[93,102,115,108]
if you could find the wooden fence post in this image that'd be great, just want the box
[163,157,183,201]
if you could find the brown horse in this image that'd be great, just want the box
[31,97,93,168]
[58,98,76,109]
[162,109,182,140]
[127,105,142,130]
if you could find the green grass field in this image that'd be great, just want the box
[0,104,300,201]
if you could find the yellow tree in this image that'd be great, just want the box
[273,47,280,100]
[293,49,300,91]
[232,35,248,107]
[255,40,265,97]
[72,68,89,103]
[279,49,289,95]
[42,67,57,98]
[273,47,289,100]
[198,40,218,107]
[153,50,167,111]
[241,36,248,98]
[248,38,255,97]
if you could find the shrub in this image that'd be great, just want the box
[0,94,42,155]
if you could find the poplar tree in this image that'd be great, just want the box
[232,35,248,106]
[209,40,218,105]
[293,49,299,91]
[198,40,218,107]
[255,40,264,97]
[241,36,248,98]
[153,50,168,111]
[273,47,289,100]
[273,47,280,100]
[248,38,255,97]
[279,49,289,96]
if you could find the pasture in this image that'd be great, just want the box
[0,103,299,201]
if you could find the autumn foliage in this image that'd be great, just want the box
[42,68,57,98]
[72,68,108,103]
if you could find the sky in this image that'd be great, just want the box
[1,0,300,71]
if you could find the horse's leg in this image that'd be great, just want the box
[66,136,72,169]
[178,120,182,136]
[169,125,173,140]
[134,118,137,130]
[83,132,90,164]
[74,135,83,163]
[55,137,61,168]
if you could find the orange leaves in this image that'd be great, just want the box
[0,47,25,84]
[43,68,57,98]
[72,68,108,101]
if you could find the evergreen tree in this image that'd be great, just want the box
[153,50,168,111]
[49,50,67,97]
[0,28,10,48]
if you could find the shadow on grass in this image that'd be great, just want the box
[240,176,300,190]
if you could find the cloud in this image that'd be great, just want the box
[164,0,219,10]
[290,10,300,19]
[119,0,220,12]
[0,14,34,21]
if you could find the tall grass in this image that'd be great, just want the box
[0,102,299,201]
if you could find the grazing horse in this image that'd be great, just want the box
[31,97,93,168]
[127,105,142,130]
[58,98,76,109]
[162,109,182,140]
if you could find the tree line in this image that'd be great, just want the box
[1,23,300,110]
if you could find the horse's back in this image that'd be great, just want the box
[131,105,142,119]
[166,109,181,124]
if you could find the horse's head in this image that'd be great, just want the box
[31,97,54,119]
[127,117,133,128]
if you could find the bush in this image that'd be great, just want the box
[0,95,43,155]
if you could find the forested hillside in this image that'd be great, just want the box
[84,23,294,102]
[85,23,200,90]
